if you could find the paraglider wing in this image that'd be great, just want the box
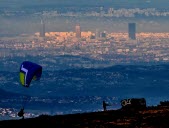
[19,61,42,87]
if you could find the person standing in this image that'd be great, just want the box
[103,101,110,111]
[18,107,24,119]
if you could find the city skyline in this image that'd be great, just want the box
[0,0,168,66]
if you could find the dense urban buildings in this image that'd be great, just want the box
[0,20,169,66]
[1,29,169,66]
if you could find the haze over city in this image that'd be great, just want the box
[0,0,169,35]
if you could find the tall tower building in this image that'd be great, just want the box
[95,29,100,40]
[128,23,136,40]
[100,31,107,38]
[75,24,81,38]
[40,19,45,37]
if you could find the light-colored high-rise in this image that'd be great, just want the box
[75,24,81,38]
[40,19,45,37]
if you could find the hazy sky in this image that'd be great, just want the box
[0,0,169,36]
[0,0,169,9]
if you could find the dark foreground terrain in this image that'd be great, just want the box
[1,105,169,128]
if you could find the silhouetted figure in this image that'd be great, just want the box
[18,107,24,119]
[103,101,110,111]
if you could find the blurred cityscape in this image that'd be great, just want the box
[0,22,169,65]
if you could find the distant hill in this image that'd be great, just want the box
[0,88,30,108]
[1,0,169,9]
[0,88,22,99]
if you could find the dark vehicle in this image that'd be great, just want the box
[121,98,146,110]
[159,101,169,107]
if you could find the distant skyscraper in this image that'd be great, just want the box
[40,19,45,37]
[75,24,81,38]
[95,29,100,39]
[100,31,107,38]
[128,23,136,40]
